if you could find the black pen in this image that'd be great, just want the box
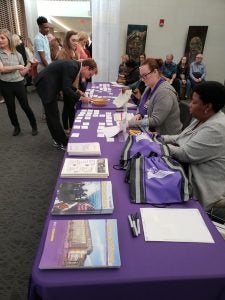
[128,215,138,237]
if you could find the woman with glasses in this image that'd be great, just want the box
[128,58,182,135]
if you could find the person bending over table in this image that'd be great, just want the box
[162,81,225,216]
[34,59,97,149]
[127,58,182,135]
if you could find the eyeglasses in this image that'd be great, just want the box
[196,56,203,59]
[140,70,154,80]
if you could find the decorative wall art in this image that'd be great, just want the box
[184,26,208,63]
[126,24,147,63]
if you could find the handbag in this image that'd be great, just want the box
[125,153,189,205]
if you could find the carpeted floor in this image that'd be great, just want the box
[0,87,64,300]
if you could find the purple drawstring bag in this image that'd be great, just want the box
[125,154,189,204]
[119,132,170,170]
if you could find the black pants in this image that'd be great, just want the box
[62,96,78,130]
[44,101,68,146]
[0,80,37,128]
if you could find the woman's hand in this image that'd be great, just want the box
[19,63,31,76]
[132,88,141,100]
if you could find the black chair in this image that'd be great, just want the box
[179,101,192,129]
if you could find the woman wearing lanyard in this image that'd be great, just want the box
[0,29,38,136]
[128,58,182,135]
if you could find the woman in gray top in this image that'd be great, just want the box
[0,29,37,136]
[163,81,225,213]
[128,58,182,135]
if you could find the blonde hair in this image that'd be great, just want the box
[0,28,15,52]
[12,34,21,47]
[24,37,34,55]
[78,31,89,42]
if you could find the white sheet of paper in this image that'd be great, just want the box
[140,208,214,243]
[102,125,121,138]
[71,133,80,138]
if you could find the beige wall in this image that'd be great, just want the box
[119,0,225,83]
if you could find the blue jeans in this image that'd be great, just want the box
[178,79,191,98]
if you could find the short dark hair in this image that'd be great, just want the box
[193,81,225,112]
[37,16,48,26]
[125,59,138,69]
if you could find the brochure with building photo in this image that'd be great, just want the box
[39,219,121,269]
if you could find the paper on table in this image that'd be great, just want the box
[113,90,132,108]
[140,208,214,243]
[102,125,121,138]
[110,82,124,87]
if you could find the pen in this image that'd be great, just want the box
[135,213,141,235]
[128,215,138,237]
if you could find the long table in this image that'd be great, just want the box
[28,109,225,300]
[82,81,137,110]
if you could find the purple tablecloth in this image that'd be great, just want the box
[29,109,225,300]
[82,82,137,110]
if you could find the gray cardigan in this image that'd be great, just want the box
[128,81,182,135]
[163,111,225,210]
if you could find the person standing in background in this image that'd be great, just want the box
[58,30,80,136]
[34,16,52,120]
[0,29,38,136]
[34,16,51,73]
[76,31,89,59]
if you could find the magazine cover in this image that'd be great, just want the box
[60,158,109,178]
[39,219,121,269]
[51,181,114,215]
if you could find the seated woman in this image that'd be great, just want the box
[117,54,129,77]
[177,56,191,99]
[128,58,182,135]
[162,81,225,214]
[117,59,140,86]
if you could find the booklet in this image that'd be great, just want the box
[51,181,114,215]
[67,142,101,156]
[60,158,109,178]
[39,219,121,269]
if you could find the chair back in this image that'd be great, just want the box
[179,101,192,129]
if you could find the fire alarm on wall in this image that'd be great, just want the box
[159,19,164,26]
